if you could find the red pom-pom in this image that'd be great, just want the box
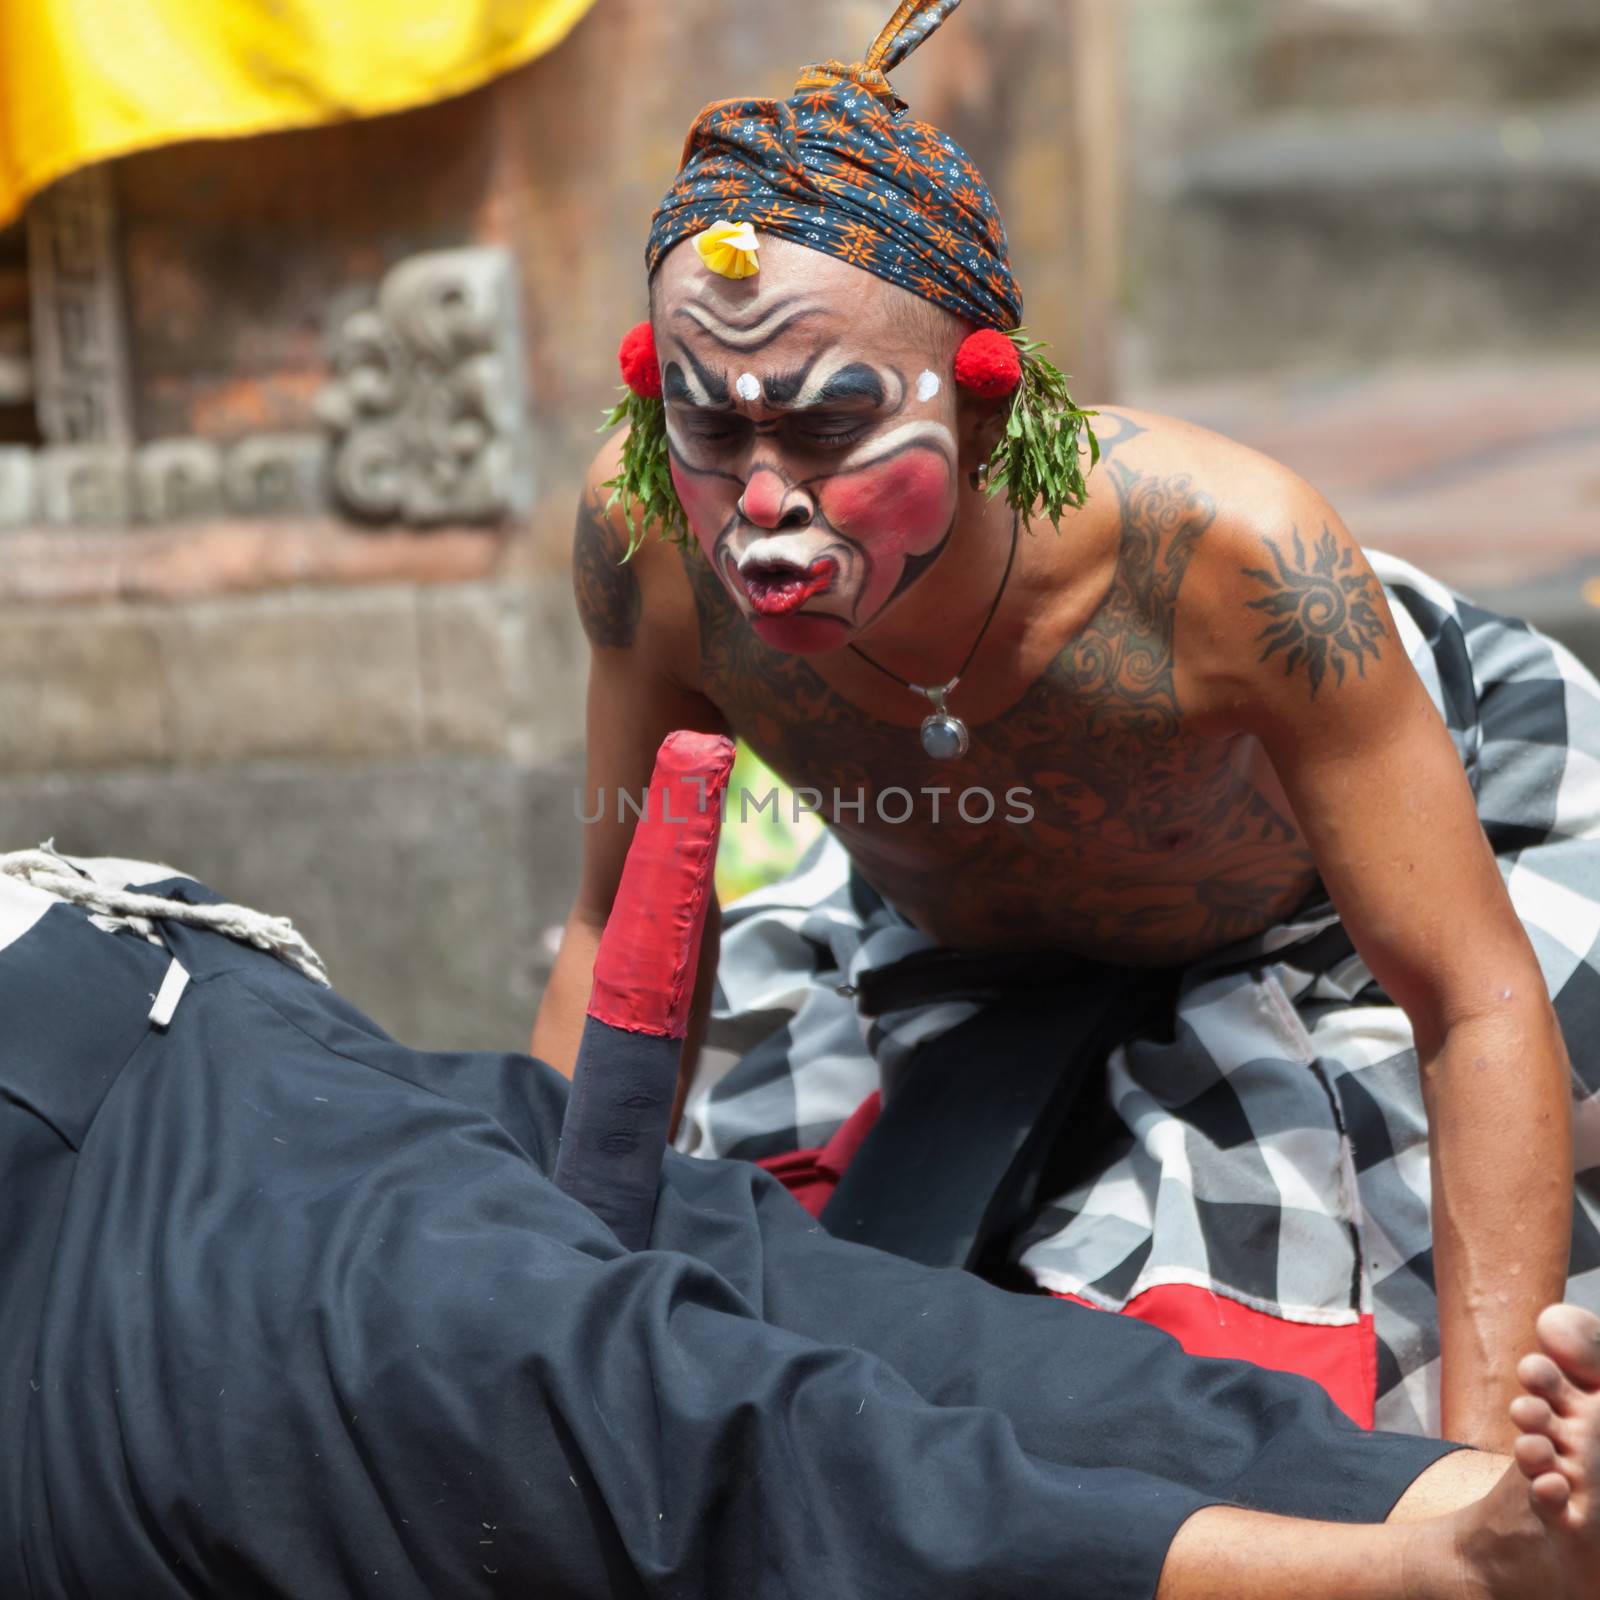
[954,329,1022,398]
[619,321,662,398]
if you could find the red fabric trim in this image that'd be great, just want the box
[756,1092,883,1218]
[588,731,735,1038]
[754,1147,835,1219]
[753,1089,1378,1427]
[1054,1285,1377,1428]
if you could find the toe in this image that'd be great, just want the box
[1519,1350,1576,1416]
[1529,1470,1573,1518]
[1536,1304,1600,1392]
[1510,1394,1557,1435]
[1516,1432,1560,1480]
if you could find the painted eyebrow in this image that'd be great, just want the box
[803,363,884,408]
[661,362,697,405]
[755,359,888,410]
[684,345,731,405]
[665,352,886,414]
[661,349,731,407]
[761,352,822,406]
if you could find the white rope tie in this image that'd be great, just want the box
[0,846,331,987]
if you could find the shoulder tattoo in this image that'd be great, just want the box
[1242,525,1387,698]
[1090,410,1149,463]
[573,493,642,650]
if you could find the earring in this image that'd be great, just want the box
[968,460,990,491]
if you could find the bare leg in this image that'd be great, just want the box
[1156,1304,1600,1600]
[1389,1450,1508,1522]
[1157,1505,1439,1599]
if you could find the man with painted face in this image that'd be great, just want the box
[533,0,1600,1455]
[5,830,1600,1599]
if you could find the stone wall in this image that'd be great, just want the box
[0,580,585,1049]
[1,96,579,1049]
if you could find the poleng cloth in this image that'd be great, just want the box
[646,0,1022,332]
[678,549,1600,1437]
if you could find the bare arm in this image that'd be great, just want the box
[1210,504,1573,1451]
[530,447,729,1080]
[530,913,602,1080]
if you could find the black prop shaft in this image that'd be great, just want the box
[553,731,734,1249]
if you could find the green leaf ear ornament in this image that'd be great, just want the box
[956,326,1100,532]
[599,321,690,559]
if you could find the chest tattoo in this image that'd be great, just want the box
[682,458,1316,954]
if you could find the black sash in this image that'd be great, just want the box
[820,949,1176,1274]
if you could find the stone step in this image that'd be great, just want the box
[1137,101,1600,376]
[1253,0,1600,113]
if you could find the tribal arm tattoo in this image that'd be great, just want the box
[573,493,642,650]
[1241,525,1387,698]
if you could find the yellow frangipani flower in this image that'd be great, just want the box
[694,218,761,279]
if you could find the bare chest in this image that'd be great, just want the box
[682,552,1317,960]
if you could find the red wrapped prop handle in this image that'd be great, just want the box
[588,730,735,1036]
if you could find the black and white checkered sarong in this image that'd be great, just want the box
[677,551,1600,1435]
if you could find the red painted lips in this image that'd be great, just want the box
[741,557,838,617]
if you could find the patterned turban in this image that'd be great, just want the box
[645,0,1022,333]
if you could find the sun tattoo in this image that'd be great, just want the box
[1242,526,1387,698]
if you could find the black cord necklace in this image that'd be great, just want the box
[847,510,1020,760]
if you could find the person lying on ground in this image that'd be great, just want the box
[3,839,1600,1599]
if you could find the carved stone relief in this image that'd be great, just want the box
[36,446,134,526]
[317,247,531,525]
[223,434,330,518]
[0,447,34,525]
[0,433,335,529]
[25,167,135,447]
[1,218,528,531]
[135,439,224,522]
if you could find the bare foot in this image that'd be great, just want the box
[1438,1305,1600,1599]
[1507,1305,1600,1594]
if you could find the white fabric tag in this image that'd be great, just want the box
[148,958,191,1030]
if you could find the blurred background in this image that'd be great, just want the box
[1,0,1596,1048]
